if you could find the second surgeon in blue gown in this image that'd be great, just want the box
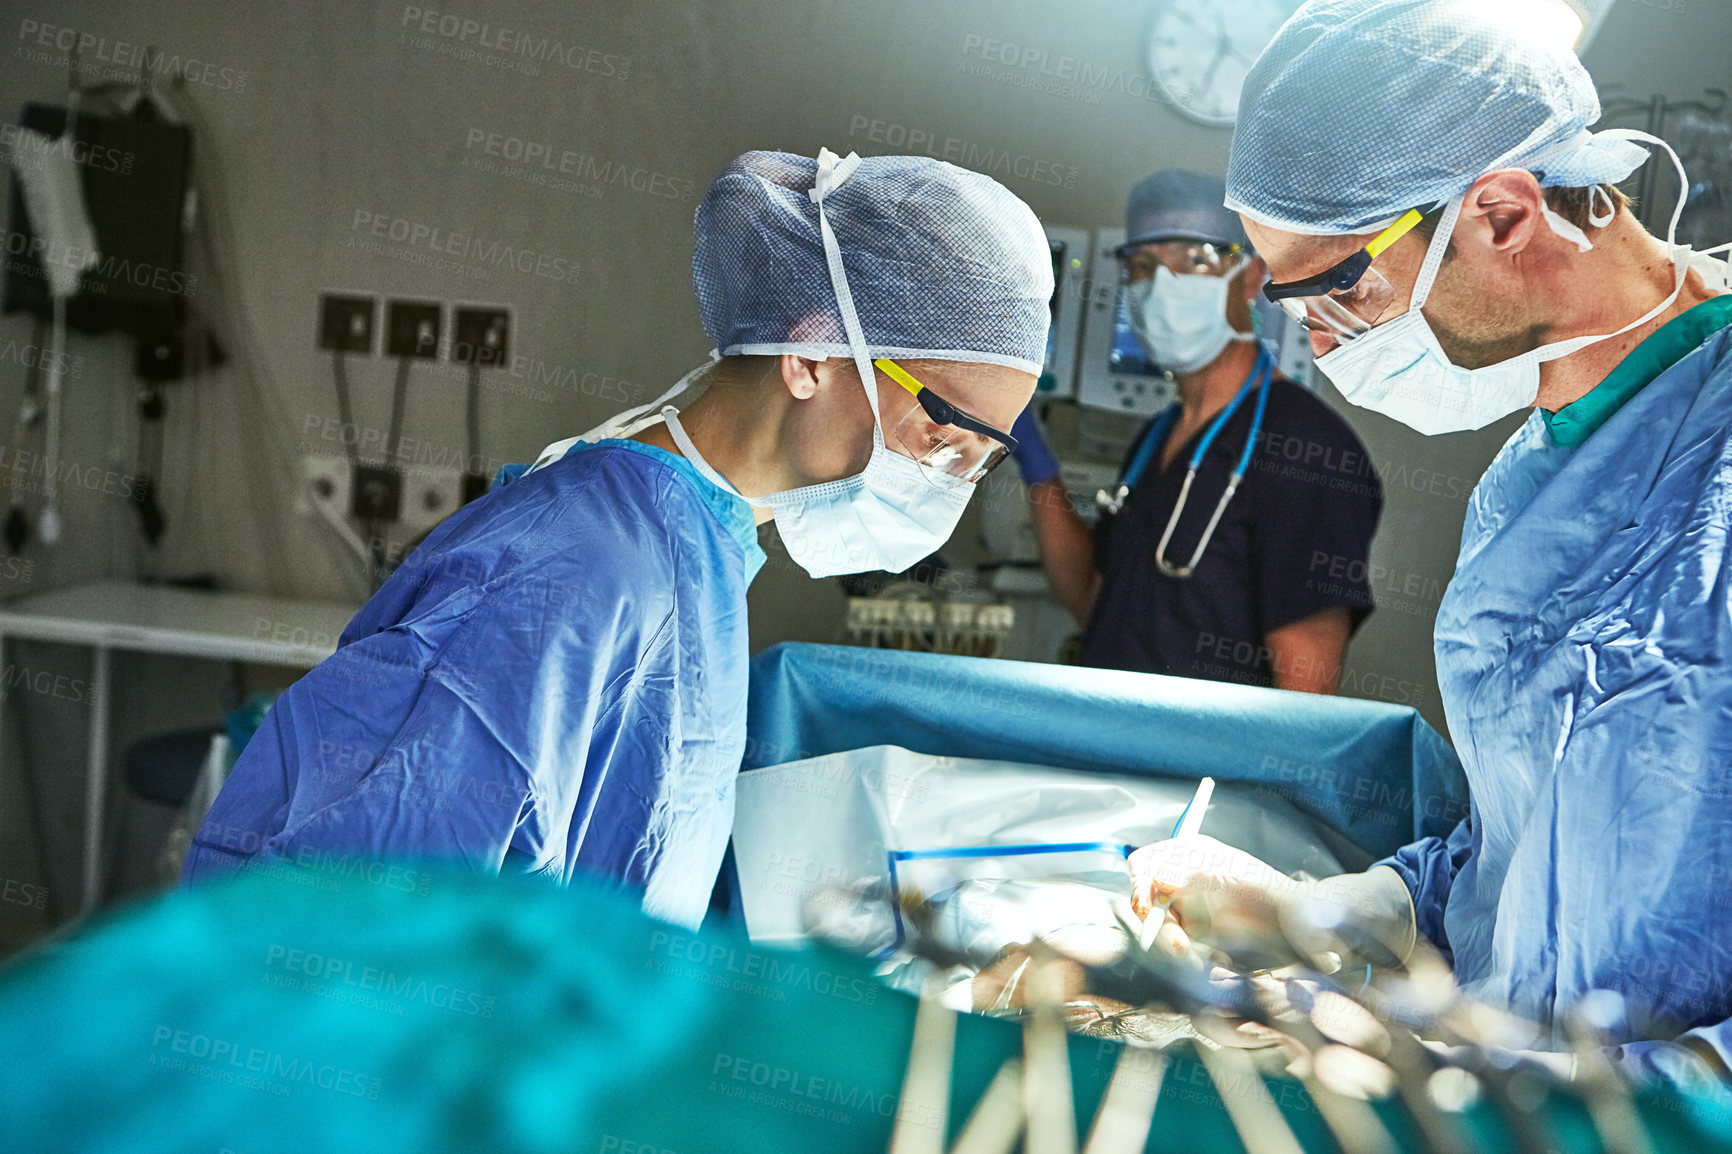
[183,148,1054,928]
[1131,0,1732,1093]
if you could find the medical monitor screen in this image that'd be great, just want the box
[1108,284,1159,378]
[1041,238,1065,380]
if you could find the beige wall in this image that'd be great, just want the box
[0,0,1727,924]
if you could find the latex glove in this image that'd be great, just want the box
[1009,405,1062,486]
[969,924,1123,1012]
[1129,835,1417,972]
[1420,1039,1579,1082]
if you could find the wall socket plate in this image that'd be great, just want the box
[351,464,403,522]
[317,293,376,353]
[385,299,443,359]
[399,466,464,536]
[300,455,461,538]
[298,454,352,517]
[452,306,511,366]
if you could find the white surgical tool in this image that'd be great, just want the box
[1137,775,1215,950]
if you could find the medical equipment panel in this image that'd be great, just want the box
[1075,227,1175,418]
[1037,226,1088,399]
[3,102,193,335]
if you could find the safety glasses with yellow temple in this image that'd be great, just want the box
[1262,206,1440,341]
[874,358,1018,484]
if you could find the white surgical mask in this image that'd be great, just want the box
[528,365,974,580]
[1317,129,1727,436]
[664,404,972,579]
[1124,263,1252,374]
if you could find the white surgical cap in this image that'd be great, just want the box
[692,150,1053,376]
[1225,0,1653,236]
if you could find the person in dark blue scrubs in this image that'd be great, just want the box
[1011,170,1383,691]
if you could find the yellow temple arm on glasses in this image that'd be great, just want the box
[873,357,925,399]
[1364,208,1425,260]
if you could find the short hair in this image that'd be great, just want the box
[1412,181,1630,243]
[1543,182,1631,230]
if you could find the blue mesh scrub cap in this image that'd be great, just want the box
[693,149,1053,377]
[1225,0,1651,235]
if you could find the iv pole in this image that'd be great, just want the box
[1599,87,1728,233]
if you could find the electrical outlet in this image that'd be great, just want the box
[298,454,352,517]
[385,299,442,360]
[317,293,376,353]
[398,466,464,536]
[351,464,403,522]
[452,306,511,366]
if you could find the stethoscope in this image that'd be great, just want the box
[1095,347,1275,580]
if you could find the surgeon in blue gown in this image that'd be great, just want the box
[183,148,1052,929]
[1133,0,1732,1091]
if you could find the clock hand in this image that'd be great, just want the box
[1169,6,1210,35]
[1226,40,1260,65]
[1213,11,1236,62]
[1198,44,1229,101]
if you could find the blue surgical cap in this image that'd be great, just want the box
[1119,169,1250,254]
[1226,0,1652,235]
[693,151,1053,376]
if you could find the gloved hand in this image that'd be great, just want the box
[1419,1039,1579,1081]
[1009,405,1062,487]
[1129,834,1417,973]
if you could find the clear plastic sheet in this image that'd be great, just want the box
[732,745,1350,999]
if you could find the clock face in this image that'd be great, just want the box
[1147,0,1297,127]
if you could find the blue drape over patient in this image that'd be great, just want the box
[183,439,762,930]
[1379,315,1732,1080]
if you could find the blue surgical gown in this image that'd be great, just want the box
[1379,305,1732,1082]
[183,438,766,930]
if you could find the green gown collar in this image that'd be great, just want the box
[1542,295,1732,447]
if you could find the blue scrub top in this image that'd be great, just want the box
[185,438,765,930]
[1080,376,1384,686]
[1381,297,1732,1083]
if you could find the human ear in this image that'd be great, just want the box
[1240,256,1268,305]
[779,353,821,400]
[1464,170,1542,254]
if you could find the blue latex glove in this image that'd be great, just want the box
[1009,406,1061,486]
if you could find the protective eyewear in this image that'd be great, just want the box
[875,358,1017,484]
[1119,240,1242,284]
[1262,207,1431,342]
